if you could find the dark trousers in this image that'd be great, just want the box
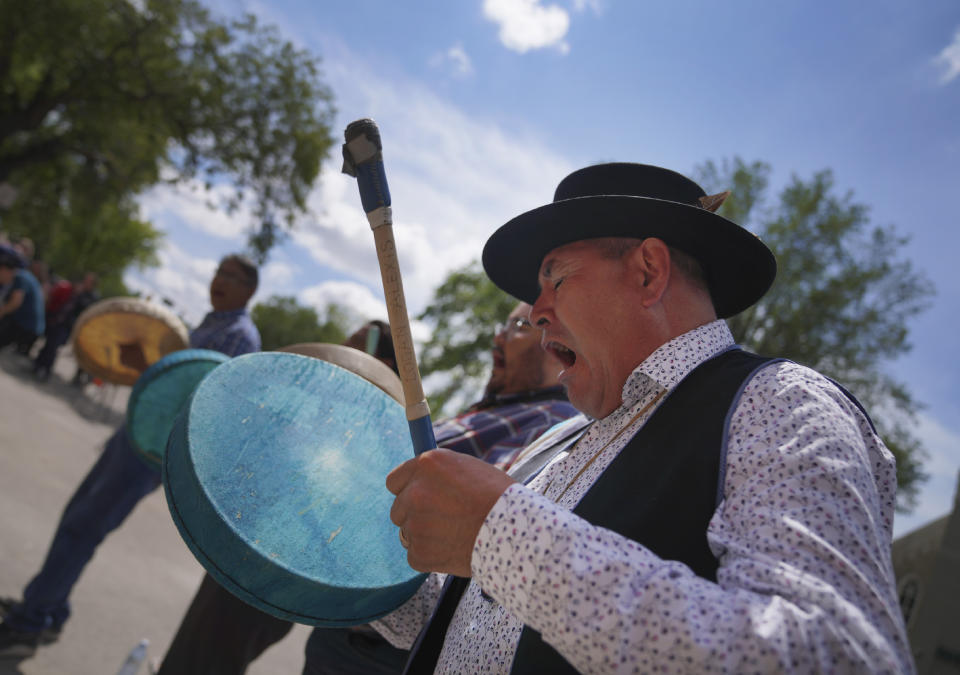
[156,573,408,675]
[157,573,294,675]
[303,625,408,675]
[34,321,72,372]
[4,426,161,632]
[0,316,37,353]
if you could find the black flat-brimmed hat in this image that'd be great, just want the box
[481,162,776,318]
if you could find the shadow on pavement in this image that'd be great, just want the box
[0,655,30,675]
[0,350,126,429]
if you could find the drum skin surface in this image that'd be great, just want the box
[72,297,190,385]
[164,351,426,626]
[127,349,230,468]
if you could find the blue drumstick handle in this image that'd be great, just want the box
[355,160,392,213]
[408,416,437,457]
[342,119,391,213]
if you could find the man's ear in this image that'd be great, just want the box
[624,238,671,307]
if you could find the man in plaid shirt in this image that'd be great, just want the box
[433,302,579,471]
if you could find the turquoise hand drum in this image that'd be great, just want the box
[127,349,230,468]
[163,351,426,626]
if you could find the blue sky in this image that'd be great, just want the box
[129,0,960,536]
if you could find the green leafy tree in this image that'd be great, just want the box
[696,158,934,509]
[6,160,162,290]
[252,296,350,351]
[0,0,336,271]
[417,261,516,416]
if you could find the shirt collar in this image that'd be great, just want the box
[468,385,567,412]
[621,319,735,406]
[201,308,249,322]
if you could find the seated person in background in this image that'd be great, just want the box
[32,272,100,381]
[0,250,45,353]
[0,237,35,303]
[29,260,50,302]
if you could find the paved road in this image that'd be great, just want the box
[0,349,308,675]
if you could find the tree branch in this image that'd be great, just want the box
[0,136,68,182]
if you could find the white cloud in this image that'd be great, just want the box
[126,55,575,333]
[571,0,603,13]
[289,170,382,288]
[299,280,434,347]
[300,280,387,326]
[483,0,571,54]
[126,15,575,355]
[430,43,474,77]
[139,180,250,241]
[447,43,474,75]
[286,55,572,314]
[123,243,218,326]
[261,259,298,290]
[933,28,960,85]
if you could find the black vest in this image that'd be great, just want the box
[405,349,779,674]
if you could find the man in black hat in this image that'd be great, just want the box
[378,163,911,672]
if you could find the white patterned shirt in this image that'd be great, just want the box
[374,320,912,673]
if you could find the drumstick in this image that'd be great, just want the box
[342,119,437,456]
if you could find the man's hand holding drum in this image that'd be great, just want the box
[387,448,516,577]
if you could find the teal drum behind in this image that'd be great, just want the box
[127,349,230,468]
[163,351,426,626]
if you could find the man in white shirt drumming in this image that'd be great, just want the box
[377,162,912,673]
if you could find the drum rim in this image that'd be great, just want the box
[126,349,230,467]
[164,462,427,625]
[275,342,404,404]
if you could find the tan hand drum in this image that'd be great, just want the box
[71,297,189,385]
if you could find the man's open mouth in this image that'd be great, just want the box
[546,341,576,368]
